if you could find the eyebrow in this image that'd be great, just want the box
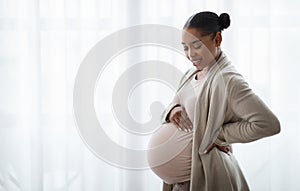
[181,40,201,45]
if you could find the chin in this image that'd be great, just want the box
[194,65,204,70]
[193,62,208,70]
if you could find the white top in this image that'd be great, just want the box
[177,70,205,124]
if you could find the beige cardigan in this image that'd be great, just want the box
[161,52,281,191]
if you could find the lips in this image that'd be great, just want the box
[191,59,202,66]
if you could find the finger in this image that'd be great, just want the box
[171,112,181,121]
[179,115,193,131]
[176,117,183,128]
[217,145,230,153]
[172,112,183,125]
[174,108,191,132]
[186,117,193,127]
[175,116,181,124]
[174,118,180,126]
[178,116,190,132]
[180,108,193,127]
[182,117,193,130]
[182,111,193,126]
[170,117,179,126]
[169,108,181,121]
[179,120,192,132]
[170,113,179,122]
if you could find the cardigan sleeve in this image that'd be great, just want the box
[219,75,281,144]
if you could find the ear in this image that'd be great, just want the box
[215,32,222,47]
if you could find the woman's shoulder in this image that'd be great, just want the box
[212,64,249,91]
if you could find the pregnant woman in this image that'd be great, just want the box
[147,11,280,191]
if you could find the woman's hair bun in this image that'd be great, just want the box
[219,13,230,30]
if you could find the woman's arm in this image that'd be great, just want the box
[219,75,281,144]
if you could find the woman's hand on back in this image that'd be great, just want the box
[169,106,193,132]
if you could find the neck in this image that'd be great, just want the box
[215,49,222,62]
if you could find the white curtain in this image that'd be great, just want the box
[0,0,299,190]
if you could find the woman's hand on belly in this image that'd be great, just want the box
[169,106,193,132]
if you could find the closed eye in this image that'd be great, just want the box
[182,41,203,51]
[193,42,203,49]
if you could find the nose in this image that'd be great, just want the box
[187,48,197,59]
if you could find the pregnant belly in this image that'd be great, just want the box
[147,122,193,184]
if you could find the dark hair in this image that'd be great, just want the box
[183,11,230,38]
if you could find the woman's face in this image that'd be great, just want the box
[181,27,221,70]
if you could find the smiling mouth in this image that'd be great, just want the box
[192,59,202,66]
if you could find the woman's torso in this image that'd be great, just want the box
[147,70,205,184]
